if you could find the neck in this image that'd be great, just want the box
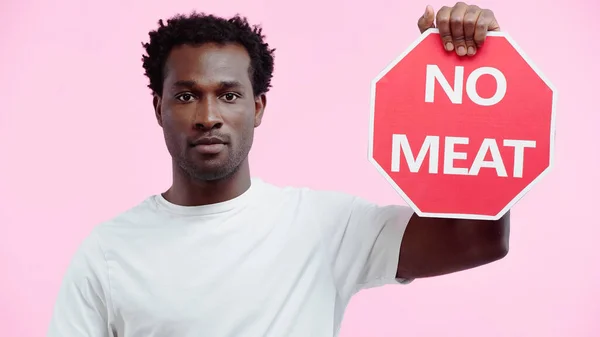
[162,159,251,206]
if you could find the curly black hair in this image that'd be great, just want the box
[141,12,275,97]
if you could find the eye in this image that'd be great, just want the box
[220,92,240,103]
[175,93,196,103]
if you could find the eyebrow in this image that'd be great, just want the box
[172,79,245,91]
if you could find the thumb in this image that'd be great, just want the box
[417,5,435,33]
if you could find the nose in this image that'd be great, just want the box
[193,98,223,131]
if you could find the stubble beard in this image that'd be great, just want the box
[179,155,242,182]
[179,136,253,183]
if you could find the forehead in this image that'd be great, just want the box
[163,43,252,87]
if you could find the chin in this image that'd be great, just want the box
[193,169,233,182]
[176,147,247,182]
[186,161,239,182]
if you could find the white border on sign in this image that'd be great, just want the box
[367,28,557,221]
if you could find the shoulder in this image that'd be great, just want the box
[96,196,160,230]
[73,196,160,257]
[252,177,411,223]
[255,179,373,222]
[252,177,360,210]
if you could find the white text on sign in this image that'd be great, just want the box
[393,64,534,177]
[390,135,536,178]
[424,65,507,106]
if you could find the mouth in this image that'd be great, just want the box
[190,136,227,155]
[191,136,227,146]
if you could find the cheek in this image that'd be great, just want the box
[162,107,190,131]
[240,113,258,136]
[161,109,190,146]
[225,118,253,150]
[225,106,256,135]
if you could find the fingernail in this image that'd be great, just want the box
[457,46,466,56]
[467,46,476,55]
[445,42,454,51]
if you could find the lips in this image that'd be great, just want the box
[190,136,227,155]
[191,136,226,146]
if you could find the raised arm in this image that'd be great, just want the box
[396,2,509,279]
[396,212,509,279]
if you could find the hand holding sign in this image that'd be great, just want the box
[368,3,556,220]
[417,2,500,56]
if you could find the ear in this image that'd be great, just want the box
[153,94,163,127]
[254,93,267,128]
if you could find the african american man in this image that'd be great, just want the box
[48,3,509,337]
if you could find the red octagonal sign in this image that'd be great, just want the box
[369,29,556,220]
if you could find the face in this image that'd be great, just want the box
[154,43,266,182]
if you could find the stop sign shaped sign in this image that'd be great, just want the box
[369,29,556,220]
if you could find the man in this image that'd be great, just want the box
[47,2,509,337]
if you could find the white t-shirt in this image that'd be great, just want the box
[47,178,414,337]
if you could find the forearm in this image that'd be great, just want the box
[396,211,510,279]
[450,211,510,269]
[452,210,510,253]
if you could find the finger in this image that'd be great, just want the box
[435,6,454,51]
[463,5,481,56]
[417,5,436,33]
[449,2,469,56]
[486,9,501,31]
[473,9,501,48]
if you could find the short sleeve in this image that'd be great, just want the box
[47,230,114,337]
[311,190,415,302]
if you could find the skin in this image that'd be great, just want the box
[417,2,500,56]
[153,2,509,280]
[153,43,266,206]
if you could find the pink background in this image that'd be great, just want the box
[1,0,598,336]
